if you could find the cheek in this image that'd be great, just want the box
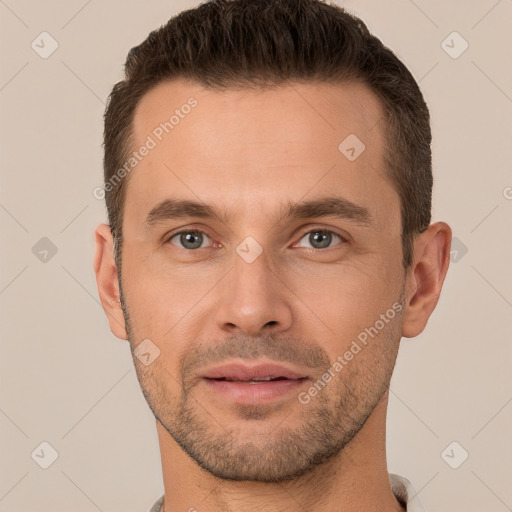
[120,246,221,340]
[286,259,402,353]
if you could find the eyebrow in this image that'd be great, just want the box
[144,195,373,228]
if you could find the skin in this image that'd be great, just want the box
[94,79,451,511]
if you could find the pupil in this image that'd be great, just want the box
[310,230,331,249]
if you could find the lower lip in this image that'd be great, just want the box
[203,378,307,404]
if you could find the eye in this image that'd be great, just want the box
[166,228,346,251]
[167,230,213,250]
[295,229,346,250]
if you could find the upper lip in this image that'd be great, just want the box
[201,362,307,381]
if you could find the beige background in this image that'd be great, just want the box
[1,0,511,511]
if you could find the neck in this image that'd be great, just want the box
[156,390,405,512]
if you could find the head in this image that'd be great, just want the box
[94,0,451,483]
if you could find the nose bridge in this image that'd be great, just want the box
[215,240,292,335]
[233,242,274,299]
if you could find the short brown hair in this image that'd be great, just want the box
[103,0,432,270]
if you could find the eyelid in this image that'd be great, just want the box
[296,225,350,240]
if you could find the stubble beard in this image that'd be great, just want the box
[119,276,404,483]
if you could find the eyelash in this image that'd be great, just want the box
[165,228,348,251]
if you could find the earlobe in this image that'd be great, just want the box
[401,222,452,338]
[93,224,128,340]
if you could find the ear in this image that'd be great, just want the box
[93,223,128,340]
[402,221,452,338]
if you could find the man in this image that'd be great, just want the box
[93,0,451,510]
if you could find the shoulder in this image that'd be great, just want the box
[148,494,164,512]
[389,473,426,512]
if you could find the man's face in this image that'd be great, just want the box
[119,79,406,481]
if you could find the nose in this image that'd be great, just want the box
[215,245,293,336]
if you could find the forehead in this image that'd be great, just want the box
[133,78,384,153]
[123,78,398,233]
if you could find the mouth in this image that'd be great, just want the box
[201,362,309,404]
[210,376,296,383]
